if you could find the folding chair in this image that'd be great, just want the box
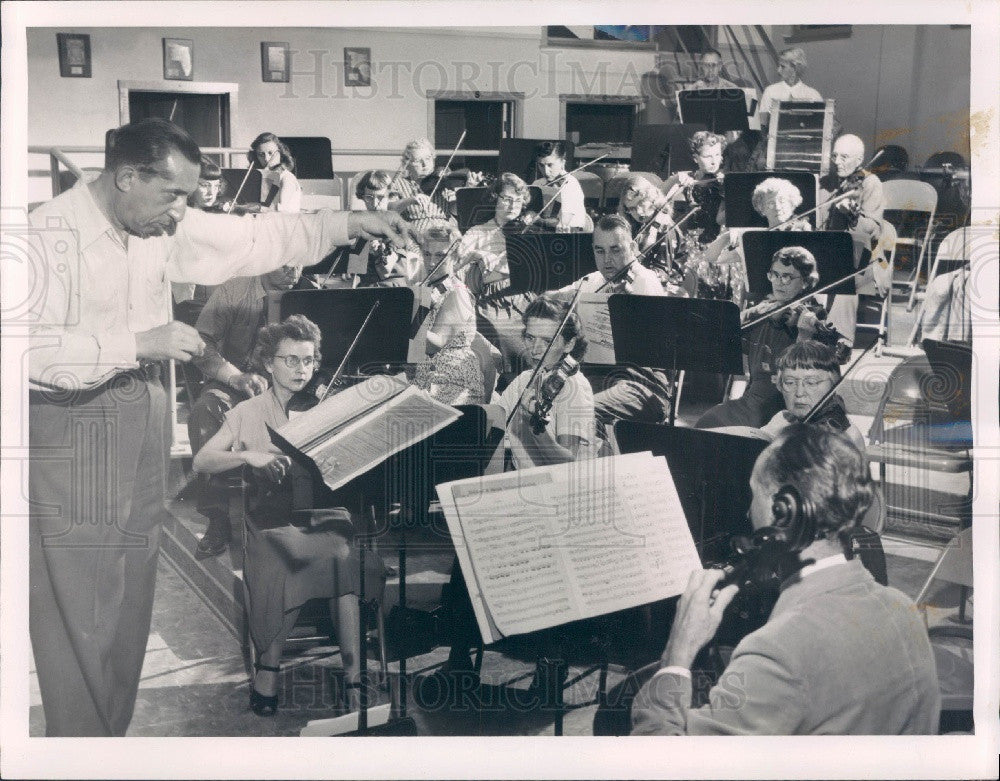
[881,179,938,311]
[299,178,344,211]
[904,226,977,347]
[571,170,605,213]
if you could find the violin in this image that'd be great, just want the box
[528,354,580,435]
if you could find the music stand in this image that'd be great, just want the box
[274,287,414,375]
[630,123,707,178]
[282,136,335,179]
[723,171,819,229]
[505,232,597,294]
[677,89,751,134]
[455,186,546,232]
[607,296,743,425]
[498,138,576,184]
[220,167,262,206]
[742,231,856,303]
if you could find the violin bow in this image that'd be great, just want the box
[419,234,464,285]
[316,300,382,403]
[225,159,257,214]
[740,265,870,331]
[521,154,610,234]
[504,281,585,429]
[427,129,467,202]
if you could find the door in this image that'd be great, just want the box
[434,99,513,176]
[127,91,230,150]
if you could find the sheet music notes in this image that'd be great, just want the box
[576,293,616,365]
[436,452,701,642]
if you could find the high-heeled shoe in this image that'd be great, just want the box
[250,662,280,717]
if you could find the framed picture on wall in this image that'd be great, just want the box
[162,37,194,81]
[57,33,91,78]
[261,41,290,83]
[344,47,372,87]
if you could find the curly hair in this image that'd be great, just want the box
[489,172,529,203]
[416,220,461,251]
[775,340,842,378]
[771,246,819,290]
[248,132,296,174]
[522,295,588,362]
[403,138,435,160]
[751,177,804,217]
[252,314,322,373]
[758,423,875,546]
[779,47,808,73]
[619,174,664,211]
[689,130,727,156]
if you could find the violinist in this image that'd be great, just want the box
[411,223,485,405]
[348,170,421,287]
[531,140,588,231]
[457,173,536,380]
[249,132,302,213]
[630,424,939,735]
[496,295,595,468]
[618,175,677,265]
[662,131,727,243]
[818,134,888,343]
[388,137,480,226]
[696,246,848,429]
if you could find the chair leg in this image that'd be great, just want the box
[375,599,389,690]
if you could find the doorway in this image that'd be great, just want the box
[431,93,521,176]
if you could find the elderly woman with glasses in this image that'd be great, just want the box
[192,314,384,718]
[696,246,847,429]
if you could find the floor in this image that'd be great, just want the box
[28,287,974,737]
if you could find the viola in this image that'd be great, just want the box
[528,354,580,435]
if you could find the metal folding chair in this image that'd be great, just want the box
[881,179,938,311]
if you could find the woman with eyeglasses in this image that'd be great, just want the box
[457,173,537,381]
[696,246,846,429]
[192,314,382,717]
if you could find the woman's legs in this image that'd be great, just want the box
[330,593,362,711]
[253,606,302,697]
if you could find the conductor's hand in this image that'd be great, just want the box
[230,372,269,397]
[661,569,740,670]
[347,210,418,251]
[136,321,205,362]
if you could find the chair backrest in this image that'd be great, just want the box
[470,332,502,400]
[300,193,343,211]
[882,179,938,214]
[935,227,976,265]
[299,178,341,197]
[924,151,967,170]
[571,170,605,200]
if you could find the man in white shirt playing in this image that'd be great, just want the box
[26,118,413,736]
[630,424,940,735]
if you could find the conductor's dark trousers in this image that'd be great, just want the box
[29,367,166,736]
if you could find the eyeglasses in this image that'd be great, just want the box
[497,196,523,206]
[767,270,802,285]
[778,376,829,392]
[273,355,316,369]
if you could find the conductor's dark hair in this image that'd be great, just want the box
[759,423,875,546]
[248,132,296,174]
[771,246,820,290]
[252,314,322,373]
[535,140,569,161]
[521,295,588,362]
[105,118,202,174]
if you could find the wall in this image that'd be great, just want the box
[781,24,971,167]
[26,25,971,201]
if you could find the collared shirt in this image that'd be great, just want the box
[759,80,823,120]
[192,276,269,382]
[27,177,349,391]
[692,77,740,90]
[561,267,665,297]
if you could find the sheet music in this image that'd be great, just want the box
[576,293,616,365]
[437,452,701,642]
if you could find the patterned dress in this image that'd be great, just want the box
[413,278,485,405]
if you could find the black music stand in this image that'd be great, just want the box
[455,185,546,232]
[282,136,334,179]
[504,232,597,295]
[742,231,856,304]
[498,138,576,184]
[677,89,751,134]
[607,296,743,425]
[220,167,262,206]
[723,171,819,229]
[273,287,414,375]
[630,123,707,178]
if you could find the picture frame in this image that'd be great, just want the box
[344,47,372,87]
[261,41,290,83]
[162,37,194,81]
[57,33,91,78]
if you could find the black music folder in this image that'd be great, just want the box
[505,232,597,295]
[677,88,752,133]
[272,286,414,375]
[742,231,856,303]
[607,295,744,374]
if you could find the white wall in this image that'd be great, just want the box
[26,24,970,201]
